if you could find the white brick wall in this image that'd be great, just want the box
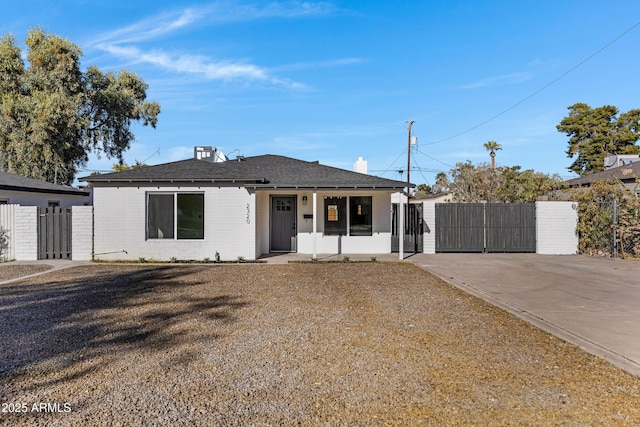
[72,206,93,260]
[536,201,579,255]
[422,202,436,254]
[92,184,256,261]
[14,206,38,261]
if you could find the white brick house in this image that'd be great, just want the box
[81,155,408,261]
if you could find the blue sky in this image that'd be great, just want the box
[4,1,640,186]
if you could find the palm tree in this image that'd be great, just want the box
[435,172,448,188]
[483,140,502,169]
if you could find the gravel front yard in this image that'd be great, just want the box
[1,263,639,426]
[0,264,51,282]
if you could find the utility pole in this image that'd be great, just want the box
[406,120,414,196]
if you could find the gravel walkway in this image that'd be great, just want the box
[1,263,639,426]
[0,264,51,282]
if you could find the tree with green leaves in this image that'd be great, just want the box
[414,183,432,195]
[483,140,502,169]
[112,160,148,172]
[435,172,448,188]
[446,161,504,202]
[442,161,564,203]
[0,29,160,185]
[556,103,640,176]
[497,165,565,203]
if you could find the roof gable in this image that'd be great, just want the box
[82,155,409,189]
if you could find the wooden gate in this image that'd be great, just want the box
[436,203,536,253]
[38,207,72,259]
[486,203,536,253]
[436,203,485,252]
[391,203,424,253]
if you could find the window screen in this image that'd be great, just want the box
[148,194,175,239]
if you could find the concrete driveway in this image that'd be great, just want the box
[410,253,640,377]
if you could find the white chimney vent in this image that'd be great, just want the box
[354,157,368,174]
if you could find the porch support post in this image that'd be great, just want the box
[312,190,317,259]
[399,192,404,260]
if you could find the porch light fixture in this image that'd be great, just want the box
[302,196,308,205]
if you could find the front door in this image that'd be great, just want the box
[271,196,297,252]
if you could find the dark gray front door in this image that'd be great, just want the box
[271,196,297,252]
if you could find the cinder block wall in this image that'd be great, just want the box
[72,206,93,260]
[14,206,38,261]
[536,201,578,255]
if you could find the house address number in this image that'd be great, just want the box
[246,204,251,224]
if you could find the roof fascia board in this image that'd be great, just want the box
[247,185,408,190]
[86,178,264,184]
[0,184,89,196]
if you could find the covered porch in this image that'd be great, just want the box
[253,188,405,258]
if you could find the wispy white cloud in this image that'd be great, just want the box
[204,1,336,22]
[102,45,264,80]
[89,1,339,89]
[458,72,532,90]
[271,57,366,72]
[101,44,308,89]
[89,7,205,46]
[90,1,335,46]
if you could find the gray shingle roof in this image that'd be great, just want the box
[81,155,410,189]
[565,161,640,187]
[0,170,89,196]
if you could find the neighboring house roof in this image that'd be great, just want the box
[565,161,640,187]
[81,155,410,190]
[412,191,452,201]
[0,170,89,196]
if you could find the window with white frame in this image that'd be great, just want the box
[147,193,204,240]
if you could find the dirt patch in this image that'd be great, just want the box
[0,263,638,425]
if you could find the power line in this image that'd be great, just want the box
[414,147,455,169]
[140,147,160,164]
[379,146,407,176]
[425,19,640,146]
[410,155,432,186]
